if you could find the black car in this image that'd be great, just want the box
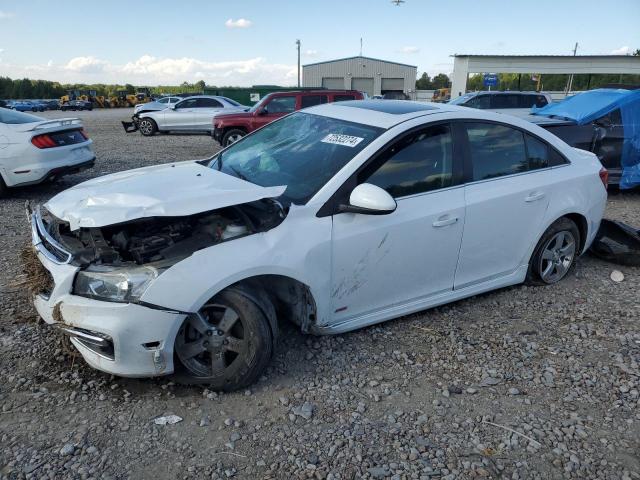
[61,100,93,111]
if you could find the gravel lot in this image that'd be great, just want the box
[0,108,639,480]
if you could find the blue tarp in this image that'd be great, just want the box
[532,89,640,189]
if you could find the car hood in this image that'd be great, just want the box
[45,161,286,230]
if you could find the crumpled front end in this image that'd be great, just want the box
[28,205,185,377]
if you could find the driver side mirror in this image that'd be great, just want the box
[169,104,176,110]
[339,183,397,215]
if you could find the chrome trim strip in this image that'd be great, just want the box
[55,325,110,348]
[30,206,72,264]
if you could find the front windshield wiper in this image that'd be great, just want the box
[228,164,248,181]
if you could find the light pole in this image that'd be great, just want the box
[296,39,301,88]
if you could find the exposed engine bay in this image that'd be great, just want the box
[42,199,286,267]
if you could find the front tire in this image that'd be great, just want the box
[174,287,274,391]
[139,118,158,136]
[222,129,246,147]
[527,218,580,285]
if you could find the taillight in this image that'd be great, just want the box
[599,167,609,189]
[31,134,57,149]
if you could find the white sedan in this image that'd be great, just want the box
[28,100,607,391]
[136,95,247,136]
[0,108,94,196]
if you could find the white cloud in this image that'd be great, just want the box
[304,49,319,57]
[398,46,420,54]
[611,46,631,55]
[0,11,15,19]
[64,56,108,73]
[225,18,252,28]
[0,54,297,86]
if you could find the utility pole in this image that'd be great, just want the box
[296,39,301,88]
[360,38,363,56]
[566,42,578,95]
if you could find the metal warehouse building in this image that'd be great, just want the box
[302,56,417,98]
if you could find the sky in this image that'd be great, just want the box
[0,0,638,86]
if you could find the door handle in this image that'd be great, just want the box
[432,216,458,228]
[525,191,545,202]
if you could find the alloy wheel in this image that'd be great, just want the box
[175,304,247,378]
[226,133,243,145]
[139,120,154,135]
[538,231,576,283]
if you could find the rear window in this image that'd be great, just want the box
[221,97,242,107]
[0,108,43,124]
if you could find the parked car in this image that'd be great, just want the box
[28,100,606,390]
[61,100,93,111]
[134,95,247,136]
[212,89,365,146]
[133,96,182,115]
[0,108,95,195]
[11,101,40,112]
[0,100,6,108]
[29,101,47,112]
[42,100,61,110]
[450,91,552,110]
[519,88,640,188]
[382,91,410,100]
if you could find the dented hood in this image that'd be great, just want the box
[45,161,286,230]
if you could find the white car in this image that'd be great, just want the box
[0,108,95,196]
[137,95,247,136]
[133,96,182,115]
[28,100,607,391]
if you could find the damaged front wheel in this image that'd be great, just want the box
[174,287,273,391]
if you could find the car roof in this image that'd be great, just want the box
[305,100,464,129]
[470,91,546,96]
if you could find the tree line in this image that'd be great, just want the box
[0,77,208,99]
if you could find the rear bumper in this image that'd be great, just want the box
[10,158,95,187]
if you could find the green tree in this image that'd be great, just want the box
[415,72,432,90]
[195,80,206,91]
[431,73,450,89]
[124,83,135,94]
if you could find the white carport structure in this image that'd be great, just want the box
[451,55,640,98]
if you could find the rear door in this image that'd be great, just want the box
[454,122,555,288]
[193,98,224,131]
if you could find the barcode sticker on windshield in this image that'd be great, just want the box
[321,133,364,148]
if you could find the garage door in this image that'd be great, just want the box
[381,78,404,92]
[352,78,374,97]
[322,77,345,89]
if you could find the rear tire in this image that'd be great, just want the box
[139,118,158,136]
[527,218,580,285]
[174,287,274,391]
[222,129,246,147]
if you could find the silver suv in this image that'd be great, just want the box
[449,91,552,110]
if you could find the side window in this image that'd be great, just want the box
[265,96,296,114]
[363,124,454,198]
[196,98,223,108]
[333,94,355,102]
[301,95,328,108]
[518,95,538,108]
[175,98,197,109]
[466,122,528,180]
[157,98,169,104]
[491,95,519,109]
[524,134,549,170]
[466,95,490,109]
[170,97,181,103]
[535,95,549,107]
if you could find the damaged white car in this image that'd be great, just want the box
[28,100,607,391]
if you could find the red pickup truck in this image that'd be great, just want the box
[212,89,364,146]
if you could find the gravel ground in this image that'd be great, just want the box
[0,108,639,480]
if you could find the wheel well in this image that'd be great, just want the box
[563,213,588,253]
[223,126,247,136]
[231,275,317,333]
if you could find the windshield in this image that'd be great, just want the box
[210,112,383,204]
[448,93,476,105]
[0,107,43,124]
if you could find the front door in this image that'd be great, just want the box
[330,123,465,323]
[164,98,198,129]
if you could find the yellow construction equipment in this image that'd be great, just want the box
[108,88,152,108]
[431,88,451,103]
